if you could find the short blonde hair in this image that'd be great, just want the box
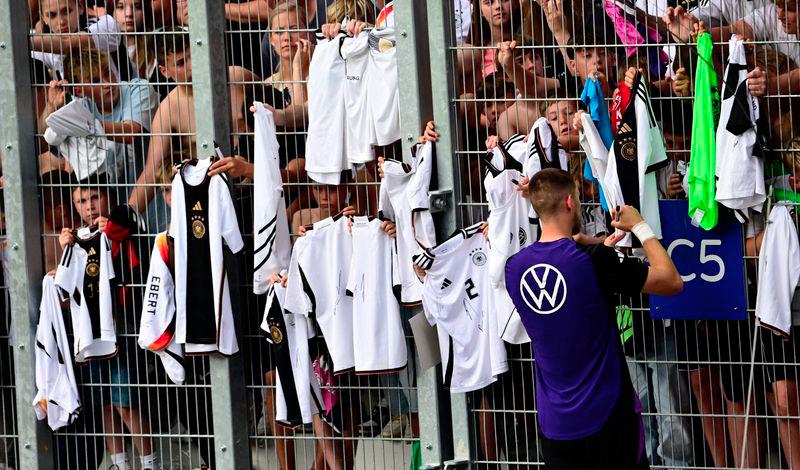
[61,48,110,84]
[269,2,308,28]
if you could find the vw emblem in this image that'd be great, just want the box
[519,263,567,315]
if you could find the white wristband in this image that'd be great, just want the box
[631,222,656,243]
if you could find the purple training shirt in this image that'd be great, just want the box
[504,238,648,440]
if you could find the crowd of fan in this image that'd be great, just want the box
[5,0,800,468]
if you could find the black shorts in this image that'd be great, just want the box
[706,320,767,402]
[540,387,649,470]
[675,320,715,370]
[760,327,800,385]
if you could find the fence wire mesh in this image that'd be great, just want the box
[4,0,800,469]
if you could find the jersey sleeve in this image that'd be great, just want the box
[54,245,81,302]
[214,177,245,254]
[139,234,175,351]
[589,245,649,298]
[378,180,396,221]
[101,233,116,283]
[283,241,311,317]
[406,143,433,211]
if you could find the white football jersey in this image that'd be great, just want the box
[340,33,375,164]
[715,35,765,218]
[263,282,322,427]
[379,143,437,305]
[414,224,508,393]
[170,158,244,356]
[524,117,570,179]
[306,32,349,184]
[253,102,292,294]
[55,228,117,363]
[347,217,407,373]
[524,118,571,222]
[284,217,355,373]
[34,275,80,430]
[367,27,401,146]
[606,76,668,247]
[756,203,800,336]
[484,166,533,344]
[138,233,185,385]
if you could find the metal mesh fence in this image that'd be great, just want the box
[0,232,17,470]
[3,0,800,468]
[446,0,800,468]
[220,2,418,468]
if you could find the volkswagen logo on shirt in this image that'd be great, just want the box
[519,263,567,315]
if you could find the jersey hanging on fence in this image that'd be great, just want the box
[484,148,533,344]
[170,158,244,356]
[347,216,408,373]
[756,203,800,336]
[138,232,185,384]
[607,75,669,246]
[689,32,721,230]
[55,227,117,363]
[524,118,571,222]
[252,102,291,294]
[263,282,323,427]
[34,275,81,431]
[715,35,765,220]
[284,216,355,373]
[414,223,508,393]
[379,142,437,305]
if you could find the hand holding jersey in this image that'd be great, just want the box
[504,169,682,469]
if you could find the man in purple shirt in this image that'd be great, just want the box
[505,168,683,469]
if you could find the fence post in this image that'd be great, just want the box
[186,2,252,468]
[394,2,453,468]
[425,0,472,467]
[0,0,54,468]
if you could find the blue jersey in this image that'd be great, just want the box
[504,238,647,439]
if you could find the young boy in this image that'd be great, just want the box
[30,0,123,81]
[127,26,261,216]
[59,175,160,470]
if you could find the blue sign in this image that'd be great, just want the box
[650,200,747,320]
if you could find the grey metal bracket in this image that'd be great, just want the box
[429,189,453,214]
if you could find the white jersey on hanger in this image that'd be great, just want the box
[379,142,437,305]
[715,35,765,218]
[367,27,401,146]
[284,217,355,373]
[55,228,117,363]
[756,203,800,336]
[414,224,508,393]
[341,33,376,164]
[484,164,533,344]
[263,282,323,427]
[347,216,407,373]
[253,102,292,294]
[138,232,185,384]
[306,33,349,184]
[607,75,668,247]
[34,275,81,431]
[170,158,244,356]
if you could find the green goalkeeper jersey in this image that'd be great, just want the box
[688,32,721,230]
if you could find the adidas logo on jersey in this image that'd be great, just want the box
[193,201,203,211]
[441,278,452,290]
[87,247,96,256]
